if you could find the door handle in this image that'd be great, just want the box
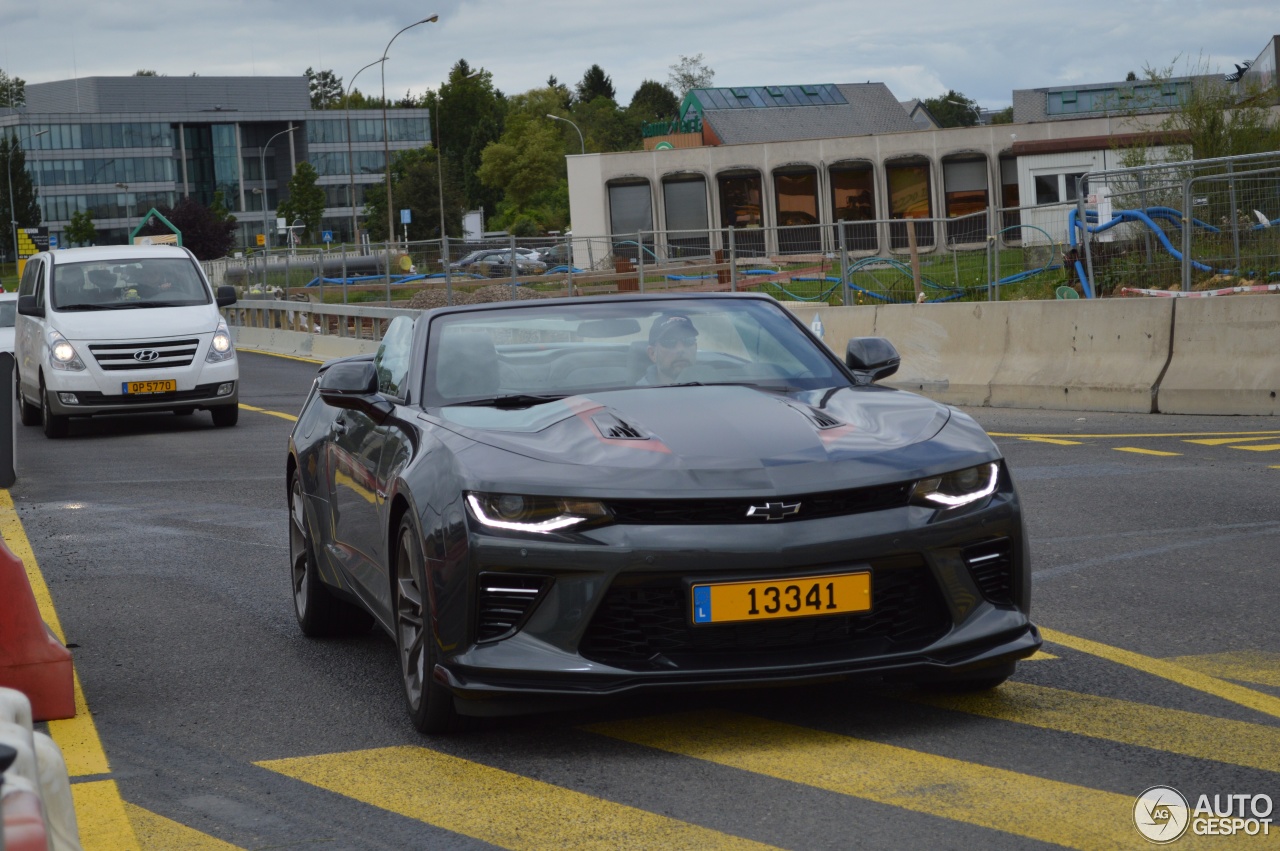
[333,418,349,435]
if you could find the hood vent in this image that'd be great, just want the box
[591,412,647,440]
[804,406,844,430]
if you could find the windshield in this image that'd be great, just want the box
[423,297,845,406]
[51,258,211,311]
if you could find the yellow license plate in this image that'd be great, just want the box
[691,572,871,625]
[123,380,176,395]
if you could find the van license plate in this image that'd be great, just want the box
[123,380,176,395]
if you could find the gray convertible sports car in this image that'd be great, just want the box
[287,292,1040,732]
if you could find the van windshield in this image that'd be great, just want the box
[51,259,211,311]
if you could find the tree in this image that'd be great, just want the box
[0,135,41,242]
[305,68,344,109]
[0,69,25,108]
[435,60,507,214]
[275,162,326,242]
[135,198,236,260]
[668,54,714,97]
[576,65,615,104]
[572,96,637,153]
[134,70,160,77]
[479,88,570,231]
[922,90,980,127]
[66,210,97,247]
[361,147,462,242]
[627,80,680,122]
[989,106,1014,125]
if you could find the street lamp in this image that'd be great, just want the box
[945,99,983,126]
[259,124,297,250]
[114,182,131,239]
[545,114,585,155]
[5,128,49,267]
[345,57,386,243]
[381,14,439,252]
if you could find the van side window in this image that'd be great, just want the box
[18,258,42,299]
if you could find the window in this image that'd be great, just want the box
[943,158,988,244]
[717,171,765,257]
[830,162,877,252]
[773,168,821,254]
[375,316,414,398]
[662,176,710,259]
[1034,174,1060,205]
[885,158,934,249]
[608,181,653,261]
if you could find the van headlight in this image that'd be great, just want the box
[48,330,86,371]
[206,321,235,363]
[910,462,1000,508]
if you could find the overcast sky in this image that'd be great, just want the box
[3,1,1275,110]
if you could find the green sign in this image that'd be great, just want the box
[654,142,674,151]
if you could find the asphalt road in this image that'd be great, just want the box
[8,351,1280,850]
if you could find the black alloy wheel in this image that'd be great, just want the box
[394,514,461,734]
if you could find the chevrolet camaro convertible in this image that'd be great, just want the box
[287,293,1040,732]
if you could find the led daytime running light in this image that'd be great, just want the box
[466,493,601,533]
[917,463,999,508]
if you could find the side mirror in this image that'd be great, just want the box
[17,295,43,318]
[318,360,390,419]
[215,285,237,307]
[845,337,900,385]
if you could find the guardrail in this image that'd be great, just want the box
[226,296,1280,416]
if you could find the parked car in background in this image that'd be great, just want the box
[0,291,17,355]
[446,249,547,278]
[286,292,1039,733]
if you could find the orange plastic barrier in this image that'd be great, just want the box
[0,539,74,721]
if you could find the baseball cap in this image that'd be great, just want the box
[648,314,699,344]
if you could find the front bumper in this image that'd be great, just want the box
[431,487,1039,715]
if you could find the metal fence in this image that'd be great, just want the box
[205,206,1085,311]
[1075,150,1280,295]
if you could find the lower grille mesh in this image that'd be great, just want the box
[579,559,949,670]
[476,573,548,642]
[962,538,1015,606]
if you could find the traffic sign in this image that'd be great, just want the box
[322,230,333,243]
[256,234,266,246]
[49,235,59,248]
[400,209,411,225]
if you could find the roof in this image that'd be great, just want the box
[22,76,310,114]
[689,83,919,145]
[45,244,193,264]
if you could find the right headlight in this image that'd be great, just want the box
[465,492,613,534]
[47,330,86,371]
[910,462,999,508]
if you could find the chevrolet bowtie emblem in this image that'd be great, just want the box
[746,501,801,521]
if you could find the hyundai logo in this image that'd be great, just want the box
[134,350,161,362]
[746,501,801,521]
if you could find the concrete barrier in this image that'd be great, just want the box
[230,327,379,362]
[872,302,1012,406]
[988,299,1173,413]
[1158,297,1280,415]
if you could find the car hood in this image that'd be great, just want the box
[432,385,983,494]
[48,306,219,341]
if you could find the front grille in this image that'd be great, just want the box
[88,339,200,371]
[579,558,950,669]
[605,482,912,525]
[70,383,226,406]
[475,573,549,642]
[962,538,1015,606]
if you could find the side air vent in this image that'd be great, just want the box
[591,412,646,440]
[961,538,1015,606]
[476,573,549,642]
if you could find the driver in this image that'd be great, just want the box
[637,314,699,385]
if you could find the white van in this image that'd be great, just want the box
[14,244,239,439]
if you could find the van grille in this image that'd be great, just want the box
[88,339,200,371]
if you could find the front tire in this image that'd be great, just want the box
[40,381,69,439]
[211,404,239,427]
[394,514,461,734]
[289,471,372,637]
[17,377,41,427]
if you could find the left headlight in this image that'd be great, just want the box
[910,462,1000,509]
[206,320,235,363]
[465,492,613,534]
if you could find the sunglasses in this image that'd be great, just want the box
[656,335,698,349]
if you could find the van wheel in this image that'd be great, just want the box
[40,381,69,439]
[17,376,41,427]
[211,404,239,427]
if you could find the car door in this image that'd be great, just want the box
[14,255,48,404]
[326,316,416,613]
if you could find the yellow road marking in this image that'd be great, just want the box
[1114,447,1181,456]
[918,681,1280,774]
[1041,628,1280,721]
[259,747,777,851]
[124,802,245,851]
[0,491,140,848]
[71,781,140,851]
[1230,443,1280,452]
[238,403,298,422]
[1017,437,1082,445]
[588,711,1137,850]
[1183,436,1280,446]
[1026,650,1057,661]
[1167,651,1280,688]
[990,430,1280,439]
[238,349,322,364]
